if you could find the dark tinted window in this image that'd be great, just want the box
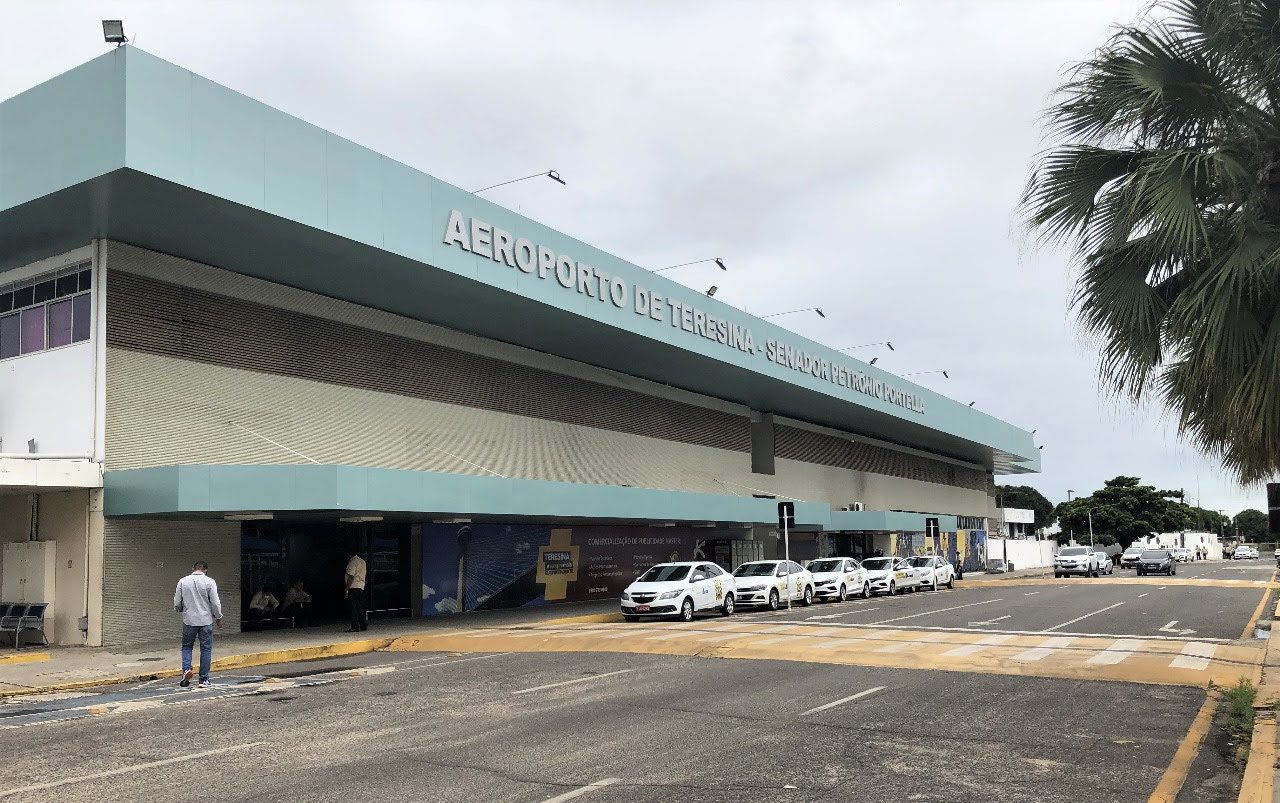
[72,293,91,342]
[0,292,11,313]
[0,313,18,358]
[55,275,78,297]
[32,281,54,303]
[12,285,33,308]
[20,307,45,353]
[78,269,92,292]
[47,299,73,348]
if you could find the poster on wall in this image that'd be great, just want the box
[420,523,722,616]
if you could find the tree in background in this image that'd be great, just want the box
[1186,506,1231,535]
[1023,1,1280,483]
[1053,476,1190,547]
[995,485,1056,532]
[1234,509,1268,541]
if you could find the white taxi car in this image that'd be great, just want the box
[731,560,815,609]
[621,562,735,622]
[906,555,955,591]
[806,557,870,601]
[861,556,923,596]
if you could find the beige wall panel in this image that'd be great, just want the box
[106,349,992,516]
[38,490,89,645]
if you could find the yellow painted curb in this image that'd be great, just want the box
[0,638,393,699]
[1149,689,1221,803]
[1237,716,1276,803]
[536,612,624,626]
[0,651,50,666]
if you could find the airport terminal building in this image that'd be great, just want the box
[0,48,1039,646]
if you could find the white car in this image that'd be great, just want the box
[861,556,923,596]
[1172,548,1193,563]
[1054,546,1099,577]
[731,560,815,609]
[907,555,955,591]
[1234,546,1259,560]
[1093,551,1114,574]
[806,557,869,601]
[621,562,736,622]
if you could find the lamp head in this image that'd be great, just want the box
[547,170,566,185]
[102,19,126,44]
[815,308,825,318]
[887,342,895,351]
[715,258,727,271]
[870,357,878,365]
[942,371,950,379]
[706,285,718,297]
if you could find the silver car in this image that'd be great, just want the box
[1054,546,1099,578]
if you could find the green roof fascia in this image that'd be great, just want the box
[827,510,962,533]
[103,464,834,527]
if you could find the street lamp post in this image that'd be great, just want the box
[471,170,566,194]
[651,258,727,273]
[761,307,825,319]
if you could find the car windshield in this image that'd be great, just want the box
[733,563,778,577]
[1059,547,1090,556]
[1141,550,1169,559]
[637,565,690,583]
[908,557,935,567]
[862,558,895,571]
[1124,548,1142,555]
[808,560,843,572]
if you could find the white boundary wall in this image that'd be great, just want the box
[986,537,1055,570]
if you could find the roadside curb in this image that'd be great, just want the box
[1236,569,1279,802]
[0,651,50,667]
[537,612,624,626]
[0,637,393,699]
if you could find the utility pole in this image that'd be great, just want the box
[1087,508,1095,548]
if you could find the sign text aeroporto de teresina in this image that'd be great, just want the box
[443,210,926,415]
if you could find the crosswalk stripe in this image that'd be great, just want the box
[941,634,1015,657]
[599,629,655,639]
[646,631,698,641]
[1169,642,1216,670]
[748,635,804,647]
[1013,637,1075,662]
[873,640,915,653]
[1086,639,1145,665]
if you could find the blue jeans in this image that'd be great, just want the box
[181,623,214,683]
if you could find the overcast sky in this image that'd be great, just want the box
[6,1,1263,518]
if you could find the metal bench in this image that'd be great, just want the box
[0,603,49,649]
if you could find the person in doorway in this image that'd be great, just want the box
[173,560,223,689]
[281,579,315,627]
[345,551,368,632]
[247,586,280,624]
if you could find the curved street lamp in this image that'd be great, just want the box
[472,170,566,194]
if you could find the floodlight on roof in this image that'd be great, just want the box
[706,286,718,297]
[102,20,127,45]
[653,258,727,273]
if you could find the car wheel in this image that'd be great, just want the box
[1054,573,1061,578]
[721,594,735,617]
[680,597,695,622]
[888,580,897,596]
[801,586,814,606]
[946,575,955,590]
[837,584,847,603]
[862,582,872,599]
[1171,567,1176,576]
[768,589,780,611]
[623,615,639,623]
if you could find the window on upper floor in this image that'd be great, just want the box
[0,264,92,360]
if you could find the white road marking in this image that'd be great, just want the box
[1013,637,1075,662]
[871,598,1002,624]
[968,615,1013,627]
[801,685,886,716]
[0,742,263,797]
[513,668,638,695]
[796,622,1227,642]
[1159,620,1196,636]
[1043,601,1126,632]
[542,778,621,802]
[1024,592,1040,596]
[600,629,656,639]
[1058,585,1068,589]
[645,631,700,641]
[1086,639,1145,665]
[746,635,804,647]
[1169,643,1216,670]
[807,608,881,620]
[941,634,1015,657]
[691,632,746,643]
[873,640,915,653]
[1137,593,1149,598]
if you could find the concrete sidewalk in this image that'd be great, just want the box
[0,599,619,697]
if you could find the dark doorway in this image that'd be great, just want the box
[241,521,412,623]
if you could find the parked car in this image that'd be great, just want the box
[907,555,956,591]
[1093,551,1114,575]
[1171,547,1193,563]
[731,560,814,609]
[862,556,922,596]
[1136,549,1176,576]
[1234,545,1259,560]
[1054,546,1099,578]
[621,562,736,622]
[806,558,869,602]
[1119,547,1144,570]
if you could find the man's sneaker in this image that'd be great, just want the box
[196,680,210,689]
[179,669,193,688]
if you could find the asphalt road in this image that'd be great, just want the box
[0,561,1269,803]
[0,650,1204,803]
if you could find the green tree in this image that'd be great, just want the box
[1022,0,1280,483]
[1187,506,1230,534]
[1053,476,1190,548]
[1235,508,1268,541]
[995,485,1056,532]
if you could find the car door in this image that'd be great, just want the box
[690,565,712,610]
[791,561,808,599]
[704,564,728,608]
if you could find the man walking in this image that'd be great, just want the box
[345,551,368,632]
[173,560,223,688]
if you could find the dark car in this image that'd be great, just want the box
[1136,549,1176,576]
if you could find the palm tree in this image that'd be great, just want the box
[1023,0,1280,483]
